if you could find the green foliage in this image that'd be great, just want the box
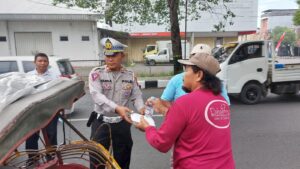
[294,10,300,26]
[271,26,296,45]
[294,0,300,26]
[53,0,155,26]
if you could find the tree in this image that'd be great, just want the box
[271,26,296,46]
[272,26,296,56]
[293,0,300,26]
[52,0,155,26]
[163,0,235,73]
[53,0,235,74]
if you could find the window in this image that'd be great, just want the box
[215,37,223,46]
[229,43,263,64]
[82,36,90,41]
[0,61,18,74]
[158,50,167,55]
[57,60,75,76]
[60,36,68,41]
[22,61,35,73]
[0,36,6,42]
[146,45,156,52]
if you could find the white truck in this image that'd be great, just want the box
[216,40,300,104]
[143,41,170,58]
[144,41,190,65]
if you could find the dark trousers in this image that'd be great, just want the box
[25,115,58,152]
[90,119,133,169]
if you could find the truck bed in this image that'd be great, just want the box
[271,57,300,82]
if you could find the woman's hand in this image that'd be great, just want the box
[134,116,150,132]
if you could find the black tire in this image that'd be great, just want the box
[240,83,262,104]
[149,60,156,66]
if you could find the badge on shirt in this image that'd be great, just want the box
[123,90,131,97]
[122,83,133,90]
[122,83,132,98]
[102,82,112,90]
[91,72,100,81]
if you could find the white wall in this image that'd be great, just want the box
[0,21,11,56]
[268,15,295,30]
[113,0,258,33]
[2,20,99,66]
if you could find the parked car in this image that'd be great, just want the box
[0,56,80,114]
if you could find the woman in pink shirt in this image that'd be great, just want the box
[135,53,235,169]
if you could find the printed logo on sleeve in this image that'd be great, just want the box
[205,100,230,129]
[91,72,100,81]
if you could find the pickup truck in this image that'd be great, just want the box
[144,41,190,65]
[216,40,300,104]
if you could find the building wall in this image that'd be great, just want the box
[268,16,295,30]
[194,37,215,48]
[0,20,99,66]
[0,21,11,56]
[192,37,238,49]
[114,0,258,33]
[224,37,238,43]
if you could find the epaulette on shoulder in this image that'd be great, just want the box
[126,70,136,81]
[91,66,105,72]
[126,70,134,74]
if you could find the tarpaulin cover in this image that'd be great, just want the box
[0,74,85,164]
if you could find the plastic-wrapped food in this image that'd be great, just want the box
[0,72,63,112]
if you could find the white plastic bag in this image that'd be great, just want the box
[0,72,63,112]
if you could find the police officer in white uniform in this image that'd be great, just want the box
[88,38,145,169]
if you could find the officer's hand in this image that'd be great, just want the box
[134,116,150,132]
[115,106,132,123]
[139,107,145,115]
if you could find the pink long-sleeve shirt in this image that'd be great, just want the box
[145,89,235,169]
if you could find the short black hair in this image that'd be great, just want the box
[34,53,48,62]
[191,65,222,95]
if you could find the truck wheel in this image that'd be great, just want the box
[149,60,156,66]
[240,83,262,104]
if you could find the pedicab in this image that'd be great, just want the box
[0,73,120,169]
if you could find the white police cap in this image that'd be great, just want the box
[100,37,128,56]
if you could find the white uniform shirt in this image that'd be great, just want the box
[27,68,60,81]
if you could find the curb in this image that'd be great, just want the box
[138,80,169,89]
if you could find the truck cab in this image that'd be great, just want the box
[217,40,300,104]
[217,40,270,104]
[143,45,158,58]
[145,48,171,65]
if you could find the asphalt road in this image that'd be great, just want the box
[63,88,300,169]
[15,88,300,169]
